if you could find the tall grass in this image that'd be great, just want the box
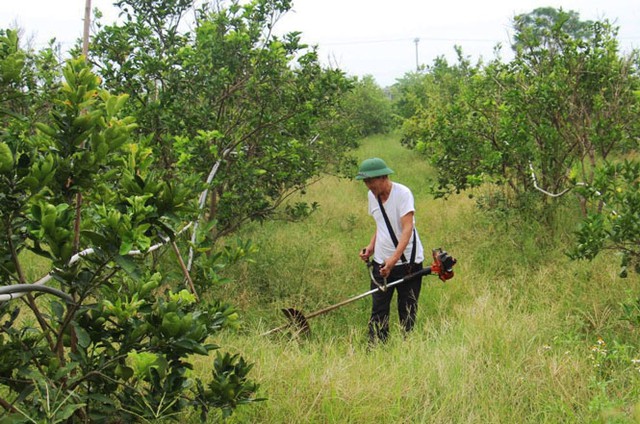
[200,133,640,423]
[10,133,639,422]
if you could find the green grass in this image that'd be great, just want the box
[202,133,640,423]
[15,133,640,423]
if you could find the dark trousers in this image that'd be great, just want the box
[369,261,423,343]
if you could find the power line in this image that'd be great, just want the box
[320,35,502,47]
[19,32,640,52]
[305,31,640,48]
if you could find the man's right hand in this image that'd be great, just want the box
[359,247,372,262]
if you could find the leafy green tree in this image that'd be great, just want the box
[393,47,475,126]
[340,75,393,137]
[90,0,356,240]
[400,9,640,207]
[510,9,639,197]
[569,160,640,275]
[396,9,640,277]
[512,7,595,54]
[390,71,431,125]
[395,49,488,196]
[0,37,259,422]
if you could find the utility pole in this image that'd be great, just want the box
[83,0,92,56]
[413,37,420,71]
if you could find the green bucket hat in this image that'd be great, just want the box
[355,157,394,180]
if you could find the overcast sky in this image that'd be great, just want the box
[1,0,639,87]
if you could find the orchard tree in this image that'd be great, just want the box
[90,0,356,240]
[396,8,640,276]
[0,32,259,422]
[570,160,640,276]
[395,49,489,197]
[512,6,595,54]
[510,9,639,196]
[394,46,476,135]
[391,71,433,124]
[400,9,640,208]
[0,30,62,133]
[340,75,393,138]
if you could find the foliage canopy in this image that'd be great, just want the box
[0,0,361,420]
[395,7,640,271]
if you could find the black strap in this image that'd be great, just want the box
[377,195,416,265]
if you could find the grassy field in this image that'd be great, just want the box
[198,133,640,423]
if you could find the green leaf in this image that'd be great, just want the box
[115,364,134,380]
[81,230,108,246]
[114,254,141,279]
[50,300,65,320]
[0,142,14,172]
[57,403,85,421]
[119,240,134,256]
[73,323,91,348]
[161,312,182,337]
[174,338,209,355]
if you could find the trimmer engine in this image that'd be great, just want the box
[430,248,456,281]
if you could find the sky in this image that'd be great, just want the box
[1,0,639,87]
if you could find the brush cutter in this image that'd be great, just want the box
[261,248,456,336]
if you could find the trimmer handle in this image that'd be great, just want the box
[362,248,386,291]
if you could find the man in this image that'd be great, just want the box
[356,157,425,343]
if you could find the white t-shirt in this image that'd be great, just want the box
[368,182,425,265]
